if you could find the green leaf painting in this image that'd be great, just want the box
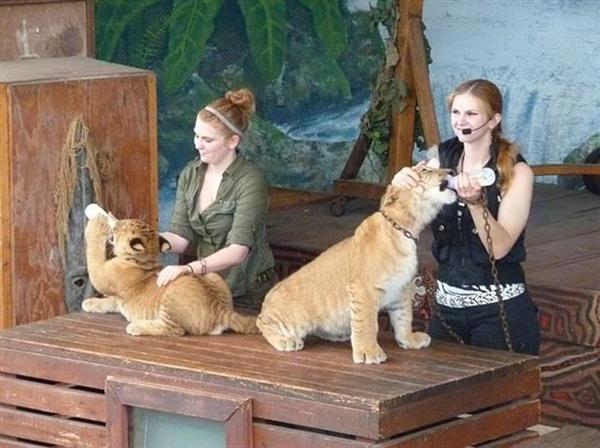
[129,10,171,69]
[96,0,159,61]
[297,0,347,58]
[163,0,224,94]
[238,0,287,81]
[95,0,350,93]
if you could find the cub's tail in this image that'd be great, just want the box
[221,309,259,334]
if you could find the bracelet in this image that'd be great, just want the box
[199,258,207,275]
[185,263,194,275]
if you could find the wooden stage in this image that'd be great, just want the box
[0,183,597,446]
[266,183,600,429]
[0,313,539,447]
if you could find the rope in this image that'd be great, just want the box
[54,118,104,266]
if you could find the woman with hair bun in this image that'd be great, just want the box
[157,88,277,311]
[393,79,540,354]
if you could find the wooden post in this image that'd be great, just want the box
[408,16,441,149]
[333,0,440,204]
[388,0,423,181]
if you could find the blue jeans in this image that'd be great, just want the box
[428,291,540,355]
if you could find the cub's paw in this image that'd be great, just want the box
[82,297,118,313]
[352,344,388,364]
[264,334,305,352]
[398,331,431,350]
[85,216,111,239]
[126,321,145,336]
[82,298,106,313]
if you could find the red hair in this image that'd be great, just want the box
[447,79,519,191]
[197,88,256,138]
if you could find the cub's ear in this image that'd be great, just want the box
[159,236,171,253]
[130,238,146,252]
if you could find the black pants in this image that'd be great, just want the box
[428,291,540,355]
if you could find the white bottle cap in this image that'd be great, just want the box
[84,203,117,228]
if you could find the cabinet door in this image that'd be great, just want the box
[106,377,252,448]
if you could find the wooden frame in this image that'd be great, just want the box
[334,0,438,200]
[106,376,253,448]
[334,0,600,203]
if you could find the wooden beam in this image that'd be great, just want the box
[388,0,424,181]
[333,179,385,200]
[531,164,600,176]
[0,86,12,330]
[408,16,440,148]
[338,134,371,180]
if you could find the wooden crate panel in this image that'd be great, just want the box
[0,436,52,447]
[0,0,94,61]
[539,339,600,427]
[378,399,539,448]
[0,406,105,447]
[0,57,157,329]
[0,313,540,443]
[252,400,539,448]
[0,374,106,422]
[253,422,370,448]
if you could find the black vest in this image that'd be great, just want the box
[431,138,527,286]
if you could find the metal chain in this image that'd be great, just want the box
[378,210,418,243]
[428,191,513,351]
[481,193,513,351]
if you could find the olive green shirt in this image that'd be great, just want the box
[169,155,275,300]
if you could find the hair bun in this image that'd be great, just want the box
[225,88,256,115]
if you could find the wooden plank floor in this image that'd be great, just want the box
[0,313,536,412]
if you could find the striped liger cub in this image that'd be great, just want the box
[257,167,456,363]
[82,214,257,336]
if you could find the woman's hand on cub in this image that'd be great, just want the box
[156,265,189,287]
[391,158,440,190]
[391,161,424,190]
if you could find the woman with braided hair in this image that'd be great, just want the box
[393,79,540,354]
[157,88,277,311]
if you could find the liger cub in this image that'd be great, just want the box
[257,167,456,364]
[82,214,258,336]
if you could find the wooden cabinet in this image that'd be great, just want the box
[0,314,541,447]
[0,57,157,329]
[0,0,95,61]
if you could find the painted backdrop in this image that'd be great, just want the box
[95,0,599,228]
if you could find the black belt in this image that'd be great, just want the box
[255,267,276,284]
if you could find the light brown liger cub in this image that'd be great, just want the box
[257,167,456,363]
[82,216,258,336]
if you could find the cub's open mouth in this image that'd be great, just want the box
[440,179,449,191]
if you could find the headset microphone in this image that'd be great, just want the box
[461,119,492,135]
